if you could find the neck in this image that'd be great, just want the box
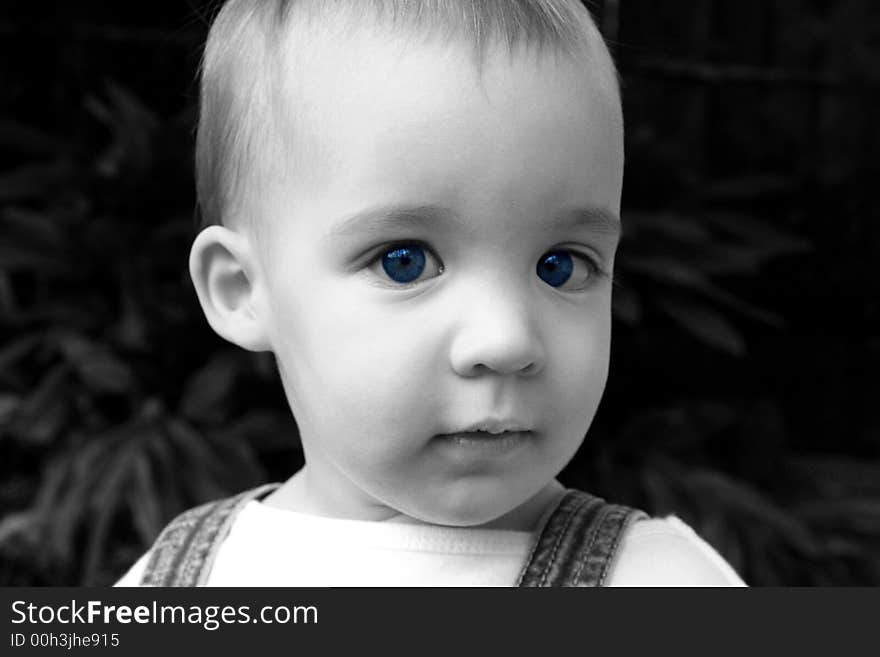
[262,468,565,532]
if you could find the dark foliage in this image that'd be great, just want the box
[1,1,878,585]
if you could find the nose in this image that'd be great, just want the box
[448,284,546,378]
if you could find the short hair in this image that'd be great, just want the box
[195,0,616,233]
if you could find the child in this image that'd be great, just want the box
[117,0,745,586]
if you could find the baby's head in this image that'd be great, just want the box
[189,0,624,528]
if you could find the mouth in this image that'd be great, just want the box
[435,427,535,456]
[457,419,532,435]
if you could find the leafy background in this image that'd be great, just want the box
[1,0,878,586]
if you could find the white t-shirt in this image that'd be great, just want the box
[115,501,746,587]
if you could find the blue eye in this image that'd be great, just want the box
[377,243,442,285]
[382,245,425,283]
[536,250,597,289]
[536,251,574,287]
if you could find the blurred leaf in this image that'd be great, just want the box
[621,254,712,289]
[86,82,159,178]
[0,511,38,546]
[0,242,70,274]
[0,120,64,156]
[215,410,299,453]
[686,468,824,557]
[56,333,136,394]
[654,295,747,356]
[128,450,162,543]
[621,253,780,326]
[639,464,685,514]
[0,272,17,322]
[7,364,70,445]
[624,212,714,244]
[699,174,799,201]
[788,456,880,498]
[179,352,241,423]
[0,394,21,425]
[703,212,812,257]
[1,207,65,249]
[112,275,149,350]
[35,459,81,563]
[796,498,880,537]
[81,432,141,584]
[617,209,807,349]
[686,242,803,277]
[207,428,270,483]
[143,427,186,517]
[0,333,41,374]
[611,283,642,325]
[164,418,236,500]
[0,161,74,203]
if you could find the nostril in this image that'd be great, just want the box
[448,304,545,377]
[471,358,540,377]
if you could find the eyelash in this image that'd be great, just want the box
[364,241,444,288]
[538,248,608,291]
[364,241,609,290]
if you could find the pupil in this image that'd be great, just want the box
[382,246,426,283]
[537,251,573,287]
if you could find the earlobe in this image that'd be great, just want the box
[189,225,272,352]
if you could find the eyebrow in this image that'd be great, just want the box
[329,203,621,239]
[550,207,621,238]
[329,204,470,238]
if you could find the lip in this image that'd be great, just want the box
[435,430,534,456]
[456,419,532,435]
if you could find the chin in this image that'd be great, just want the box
[427,508,504,528]
[404,484,528,528]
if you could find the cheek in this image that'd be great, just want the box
[271,282,443,434]
[545,305,611,427]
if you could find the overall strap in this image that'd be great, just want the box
[140,483,280,586]
[516,489,647,587]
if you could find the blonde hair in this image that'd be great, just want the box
[196,0,615,232]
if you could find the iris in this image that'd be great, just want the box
[381,245,427,284]
[536,251,574,287]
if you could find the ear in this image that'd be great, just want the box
[189,225,272,352]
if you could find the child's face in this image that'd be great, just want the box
[255,32,623,526]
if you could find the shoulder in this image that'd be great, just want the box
[114,551,150,587]
[607,515,747,587]
[113,483,281,587]
[112,499,225,586]
[112,496,235,587]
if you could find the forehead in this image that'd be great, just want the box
[265,27,623,240]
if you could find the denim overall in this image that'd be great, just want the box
[139,484,646,587]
